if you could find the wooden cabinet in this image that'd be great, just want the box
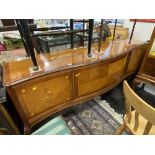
[3,40,148,134]
[10,71,73,123]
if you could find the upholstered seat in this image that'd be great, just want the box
[31,116,72,135]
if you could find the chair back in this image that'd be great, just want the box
[123,80,155,134]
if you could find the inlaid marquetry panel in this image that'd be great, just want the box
[74,62,109,97]
[13,72,72,119]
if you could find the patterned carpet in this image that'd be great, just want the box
[63,97,125,135]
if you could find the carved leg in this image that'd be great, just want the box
[24,124,31,135]
[113,122,126,135]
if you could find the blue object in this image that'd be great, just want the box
[74,23,83,30]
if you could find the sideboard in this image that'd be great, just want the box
[2,39,148,134]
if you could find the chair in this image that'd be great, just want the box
[114,80,155,135]
[31,116,72,135]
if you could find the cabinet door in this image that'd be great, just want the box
[13,72,72,119]
[74,62,109,97]
[74,57,126,97]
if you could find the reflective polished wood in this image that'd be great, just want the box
[2,39,148,134]
[3,39,145,86]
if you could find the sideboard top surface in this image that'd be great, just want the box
[2,39,146,86]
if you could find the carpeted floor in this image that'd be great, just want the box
[63,97,126,135]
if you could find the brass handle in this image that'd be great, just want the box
[65,76,69,79]
[47,90,52,94]
[32,86,37,91]
[45,96,50,99]
[21,89,26,93]
[30,113,34,117]
[43,96,50,101]
[67,97,70,100]
[75,73,80,77]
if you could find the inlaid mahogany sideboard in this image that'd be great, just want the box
[2,39,148,134]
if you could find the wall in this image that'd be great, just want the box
[123,19,155,41]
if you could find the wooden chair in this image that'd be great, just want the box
[114,80,155,135]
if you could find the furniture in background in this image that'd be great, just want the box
[3,33,24,50]
[0,19,36,32]
[1,19,33,26]
[2,39,148,134]
[109,25,129,39]
[38,34,81,53]
[114,80,155,135]
[1,19,15,26]
[132,27,155,88]
[0,19,39,53]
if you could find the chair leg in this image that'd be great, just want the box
[113,122,126,135]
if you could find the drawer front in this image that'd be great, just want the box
[13,72,72,119]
